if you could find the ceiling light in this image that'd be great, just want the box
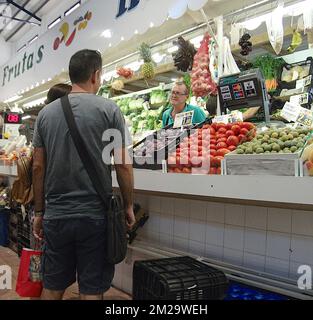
[101,29,112,38]
[134,29,138,34]
[4,95,23,103]
[23,97,46,109]
[22,115,31,120]
[65,2,81,16]
[150,22,154,28]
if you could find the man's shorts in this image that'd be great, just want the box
[42,217,115,295]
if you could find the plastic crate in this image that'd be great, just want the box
[133,256,229,300]
[0,209,9,246]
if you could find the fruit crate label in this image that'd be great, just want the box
[173,111,194,128]
[212,115,229,124]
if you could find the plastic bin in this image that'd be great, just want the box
[133,256,229,300]
[0,209,9,246]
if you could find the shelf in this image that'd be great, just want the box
[112,170,313,210]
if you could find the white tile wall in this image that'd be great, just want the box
[159,233,173,249]
[173,236,189,252]
[189,240,205,256]
[266,232,291,261]
[173,216,189,239]
[225,204,245,226]
[265,257,290,278]
[131,194,313,282]
[290,235,313,264]
[205,222,224,247]
[174,199,190,218]
[224,225,245,251]
[292,210,313,237]
[190,200,207,221]
[161,197,175,215]
[267,208,292,233]
[223,248,244,266]
[205,244,223,260]
[243,252,265,272]
[245,206,268,230]
[207,202,225,223]
[189,219,206,243]
[244,228,267,255]
[159,213,174,236]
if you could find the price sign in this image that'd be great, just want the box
[173,111,194,128]
[212,111,243,124]
[296,108,313,127]
[281,102,301,122]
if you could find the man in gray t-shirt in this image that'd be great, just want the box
[32,49,135,300]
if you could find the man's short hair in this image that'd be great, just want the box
[69,49,102,84]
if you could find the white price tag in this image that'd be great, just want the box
[296,108,313,127]
[212,115,230,124]
[296,75,312,89]
[173,111,194,128]
[229,110,243,123]
[281,102,301,122]
[290,93,309,106]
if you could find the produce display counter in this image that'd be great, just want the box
[112,169,313,210]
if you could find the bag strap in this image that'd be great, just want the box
[60,95,112,208]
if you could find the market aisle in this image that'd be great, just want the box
[0,246,132,300]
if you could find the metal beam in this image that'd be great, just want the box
[7,0,41,22]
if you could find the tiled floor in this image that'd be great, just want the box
[0,246,131,300]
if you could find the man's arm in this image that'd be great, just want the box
[114,147,136,229]
[32,147,46,240]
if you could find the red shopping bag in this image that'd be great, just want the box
[16,248,43,298]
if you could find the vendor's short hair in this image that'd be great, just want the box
[174,79,190,95]
[45,83,72,104]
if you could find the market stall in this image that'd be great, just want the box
[1,0,313,300]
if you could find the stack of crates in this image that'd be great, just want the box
[133,256,229,300]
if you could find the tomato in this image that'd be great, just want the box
[216,167,222,175]
[231,125,241,136]
[191,156,202,167]
[226,130,235,138]
[174,167,182,173]
[216,148,230,157]
[242,122,255,130]
[238,134,247,143]
[213,156,224,167]
[227,135,239,147]
[240,128,249,136]
[216,123,227,131]
[210,149,217,156]
[210,139,217,145]
[226,123,233,130]
[216,133,227,140]
[228,145,237,152]
[217,137,227,144]
[209,167,217,175]
[218,127,227,134]
[216,142,228,149]
[210,144,217,150]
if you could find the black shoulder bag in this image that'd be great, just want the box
[60,95,127,264]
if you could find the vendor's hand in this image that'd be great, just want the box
[33,217,44,241]
[125,206,136,230]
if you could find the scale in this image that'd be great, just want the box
[217,68,270,123]
[2,112,22,139]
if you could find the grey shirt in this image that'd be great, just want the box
[33,93,126,220]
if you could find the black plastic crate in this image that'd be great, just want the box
[133,256,229,300]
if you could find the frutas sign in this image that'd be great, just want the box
[0,0,209,102]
